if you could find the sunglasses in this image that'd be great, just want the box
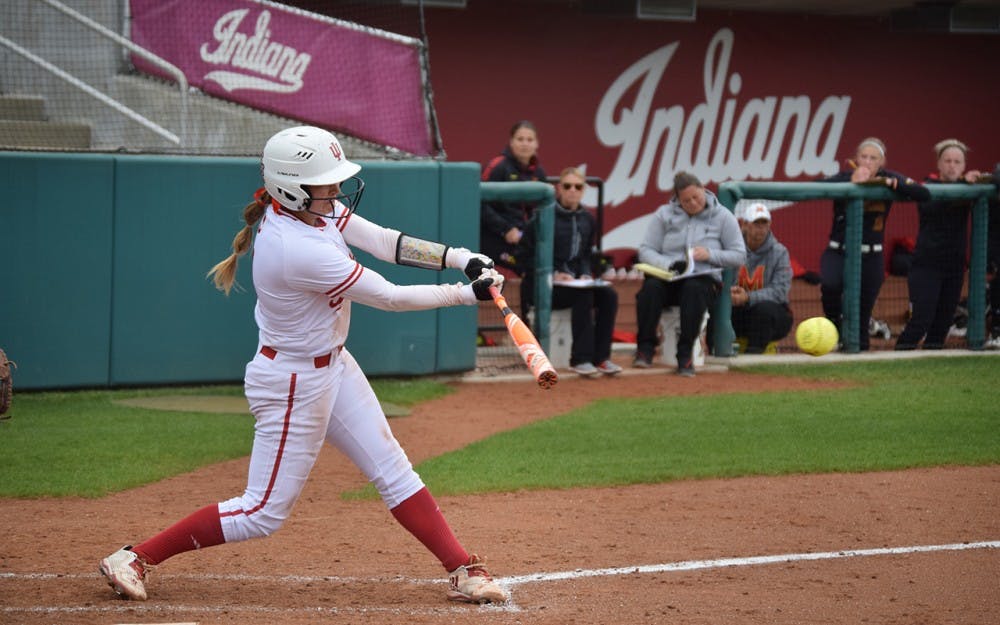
[560,182,585,191]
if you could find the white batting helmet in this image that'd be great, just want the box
[261,126,363,212]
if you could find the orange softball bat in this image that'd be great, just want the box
[487,286,558,389]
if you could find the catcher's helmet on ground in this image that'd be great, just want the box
[261,126,364,215]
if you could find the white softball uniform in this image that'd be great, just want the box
[218,203,477,542]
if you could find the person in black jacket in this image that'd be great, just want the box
[521,168,621,377]
[480,120,547,274]
[896,139,983,350]
[820,137,930,350]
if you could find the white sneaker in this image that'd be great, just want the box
[447,554,508,603]
[596,360,623,375]
[99,546,151,600]
[984,335,1000,350]
[570,362,601,378]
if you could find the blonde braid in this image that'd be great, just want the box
[207,190,269,295]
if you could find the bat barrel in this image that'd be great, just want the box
[488,285,558,389]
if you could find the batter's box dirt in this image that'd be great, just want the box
[2,371,997,625]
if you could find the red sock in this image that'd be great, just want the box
[132,504,226,565]
[390,487,468,572]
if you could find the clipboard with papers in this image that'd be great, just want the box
[633,248,721,282]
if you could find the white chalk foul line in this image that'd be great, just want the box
[2,540,997,615]
[500,540,1000,585]
[0,603,511,616]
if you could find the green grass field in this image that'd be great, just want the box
[1,357,997,499]
[0,379,450,498]
[404,357,999,497]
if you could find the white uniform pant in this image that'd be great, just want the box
[218,348,424,542]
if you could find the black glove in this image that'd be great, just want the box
[471,276,496,301]
[668,260,687,273]
[463,256,494,281]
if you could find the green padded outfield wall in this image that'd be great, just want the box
[345,161,481,376]
[0,152,480,390]
[0,153,116,388]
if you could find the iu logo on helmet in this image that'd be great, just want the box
[329,142,342,160]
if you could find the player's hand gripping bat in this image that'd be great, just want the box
[488,286,558,389]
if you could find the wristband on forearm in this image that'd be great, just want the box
[396,233,448,270]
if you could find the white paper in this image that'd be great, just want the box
[553,277,613,288]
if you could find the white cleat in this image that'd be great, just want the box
[447,554,509,604]
[570,362,601,378]
[99,546,151,600]
[596,360,623,376]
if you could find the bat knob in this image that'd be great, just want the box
[538,370,559,389]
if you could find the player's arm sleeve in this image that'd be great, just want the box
[341,214,401,264]
[342,264,478,310]
[343,213,489,275]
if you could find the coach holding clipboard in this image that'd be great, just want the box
[632,172,745,376]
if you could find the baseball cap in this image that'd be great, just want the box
[744,202,771,223]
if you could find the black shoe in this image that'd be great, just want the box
[676,357,695,377]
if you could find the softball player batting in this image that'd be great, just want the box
[99,126,509,604]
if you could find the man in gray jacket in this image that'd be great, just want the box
[633,172,746,376]
[729,203,794,353]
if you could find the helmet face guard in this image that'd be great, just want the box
[303,175,366,220]
[261,126,364,215]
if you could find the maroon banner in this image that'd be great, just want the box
[425,4,1000,271]
[129,0,434,155]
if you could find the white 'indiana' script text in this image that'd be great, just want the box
[595,28,850,206]
[200,9,311,93]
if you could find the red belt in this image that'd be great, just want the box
[259,345,333,368]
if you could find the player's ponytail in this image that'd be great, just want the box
[207,189,270,295]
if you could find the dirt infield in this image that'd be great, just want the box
[1,369,998,625]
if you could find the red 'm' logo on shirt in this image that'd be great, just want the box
[738,266,765,291]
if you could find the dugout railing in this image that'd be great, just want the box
[716,181,995,355]
[479,181,556,354]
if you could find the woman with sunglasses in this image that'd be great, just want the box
[521,168,622,377]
